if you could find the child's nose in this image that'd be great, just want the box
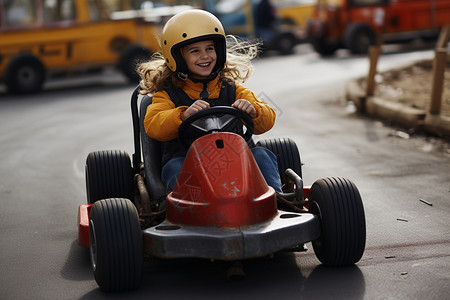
[200,50,210,58]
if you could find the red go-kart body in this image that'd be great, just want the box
[167,132,276,228]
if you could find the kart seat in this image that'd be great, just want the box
[139,95,167,204]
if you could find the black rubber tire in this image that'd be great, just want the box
[344,23,376,55]
[85,150,133,204]
[5,54,45,93]
[310,37,339,56]
[89,198,143,292]
[256,138,302,184]
[275,32,296,55]
[309,177,366,266]
[119,45,152,83]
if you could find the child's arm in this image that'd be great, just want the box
[235,85,276,134]
[144,91,187,141]
[144,92,211,141]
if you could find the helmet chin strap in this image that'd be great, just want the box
[200,82,209,100]
[179,67,223,100]
[181,73,217,100]
[177,72,188,80]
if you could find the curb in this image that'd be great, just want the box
[345,79,450,136]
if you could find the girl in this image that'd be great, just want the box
[138,9,282,193]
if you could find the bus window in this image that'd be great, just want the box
[87,0,110,21]
[4,0,37,26]
[43,0,76,23]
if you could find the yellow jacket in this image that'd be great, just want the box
[144,77,276,141]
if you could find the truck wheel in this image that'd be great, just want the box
[89,198,143,292]
[344,23,376,54]
[309,177,366,266]
[119,46,152,83]
[256,138,302,184]
[310,37,338,56]
[5,54,45,93]
[85,150,134,204]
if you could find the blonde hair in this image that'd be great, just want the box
[138,35,260,95]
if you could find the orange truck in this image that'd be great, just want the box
[0,0,164,93]
[306,0,450,55]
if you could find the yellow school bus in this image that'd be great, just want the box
[0,0,162,93]
[277,0,316,30]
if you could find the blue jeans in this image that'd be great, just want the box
[161,146,282,193]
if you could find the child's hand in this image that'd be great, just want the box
[182,100,210,120]
[232,99,257,119]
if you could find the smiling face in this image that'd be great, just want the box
[181,40,217,80]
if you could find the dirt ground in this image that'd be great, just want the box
[367,56,450,117]
[356,55,450,157]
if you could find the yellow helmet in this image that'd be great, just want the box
[160,9,226,78]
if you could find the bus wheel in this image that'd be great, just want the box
[5,54,45,94]
[119,46,152,83]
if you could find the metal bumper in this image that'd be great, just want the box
[143,212,321,260]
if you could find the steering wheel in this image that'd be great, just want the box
[178,106,254,148]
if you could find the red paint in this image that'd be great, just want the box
[167,133,277,228]
[78,204,92,247]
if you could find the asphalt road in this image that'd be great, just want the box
[1,45,449,299]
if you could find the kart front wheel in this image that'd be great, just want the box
[309,177,366,266]
[89,198,143,292]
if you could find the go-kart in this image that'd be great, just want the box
[77,86,366,292]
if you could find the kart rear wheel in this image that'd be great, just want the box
[89,198,143,292]
[85,150,133,204]
[309,177,366,266]
[256,138,302,184]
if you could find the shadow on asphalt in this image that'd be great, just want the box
[71,250,365,299]
[60,240,92,282]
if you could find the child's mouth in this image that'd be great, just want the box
[197,62,211,67]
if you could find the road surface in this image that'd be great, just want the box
[0,45,449,299]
